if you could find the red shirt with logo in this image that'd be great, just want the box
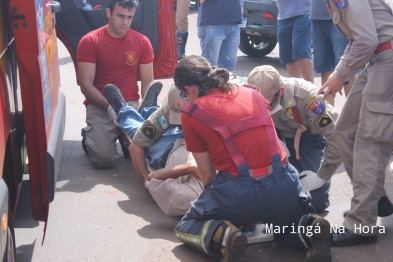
[181,86,286,176]
[77,26,154,105]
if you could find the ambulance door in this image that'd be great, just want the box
[10,0,65,222]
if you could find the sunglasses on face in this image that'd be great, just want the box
[180,91,188,100]
[269,91,280,108]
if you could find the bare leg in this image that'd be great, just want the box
[286,62,302,78]
[298,58,314,83]
[321,70,333,85]
[321,70,335,105]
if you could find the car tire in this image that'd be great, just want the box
[239,30,277,57]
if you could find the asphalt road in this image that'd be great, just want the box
[14,6,393,262]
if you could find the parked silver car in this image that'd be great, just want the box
[239,0,278,57]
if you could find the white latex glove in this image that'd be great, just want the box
[107,105,120,127]
[299,171,327,191]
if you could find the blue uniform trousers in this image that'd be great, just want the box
[175,155,315,257]
[284,132,331,212]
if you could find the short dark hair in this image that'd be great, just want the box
[174,55,231,97]
[109,0,138,13]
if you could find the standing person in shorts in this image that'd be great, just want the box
[276,0,314,83]
[310,0,355,105]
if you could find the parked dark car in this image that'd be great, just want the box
[239,0,278,57]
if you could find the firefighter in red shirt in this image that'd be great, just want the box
[173,55,332,262]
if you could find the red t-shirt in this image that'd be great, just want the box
[77,26,154,105]
[181,86,286,176]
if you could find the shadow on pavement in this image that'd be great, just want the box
[15,240,36,262]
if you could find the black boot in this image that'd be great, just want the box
[298,214,332,262]
[210,220,247,262]
[332,228,377,247]
[117,133,130,158]
[176,31,188,60]
[343,196,393,217]
[81,128,89,154]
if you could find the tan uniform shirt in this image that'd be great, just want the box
[132,90,203,215]
[325,0,393,81]
[146,139,204,216]
[272,78,340,180]
[133,105,181,148]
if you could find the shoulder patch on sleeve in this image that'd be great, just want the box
[308,99,325,115]
[318,114,333,128]
[334,0,347,9]
[306,96,325,115]
[143,125,156,139]
[156,115,170,129]
[305,95,318,107]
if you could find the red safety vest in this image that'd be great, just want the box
[182,86,286,177]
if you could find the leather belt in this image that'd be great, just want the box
[375,41,393,55]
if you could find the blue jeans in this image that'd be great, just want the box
[278,14,312,64]
[117,106,183,169]
[311,19,348,73]
[197,24,240,71]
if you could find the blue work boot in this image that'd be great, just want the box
[137,82,162,113]
[104,84,127,114]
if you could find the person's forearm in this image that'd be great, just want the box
[192,152,217,185]
[203,171,217,185]
[140,80,154,99]
[80,84,109,109]
[148,163,200,181]
[130,142,150,183]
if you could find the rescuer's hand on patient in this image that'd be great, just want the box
[107,105,120,127]
[318,71,344,100]
[299,171,327,191]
